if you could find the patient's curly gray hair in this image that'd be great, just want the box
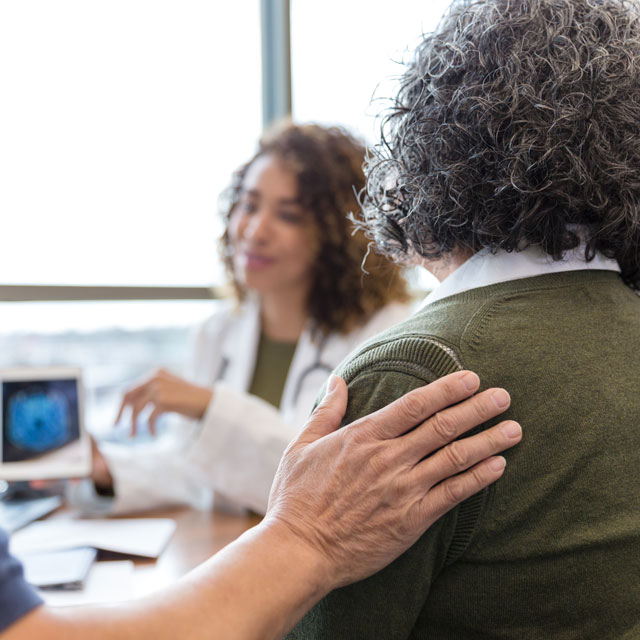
[362,0,640,289]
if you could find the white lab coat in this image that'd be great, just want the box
[76,298,412,515]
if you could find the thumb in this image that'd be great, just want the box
[300,375,348,441]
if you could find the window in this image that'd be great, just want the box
[291,0,451,142]
[0,1,262,287]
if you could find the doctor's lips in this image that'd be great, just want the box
[242,251,276,269]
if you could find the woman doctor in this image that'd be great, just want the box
[86,123,412,515]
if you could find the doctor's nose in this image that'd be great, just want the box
[243,209,273,243]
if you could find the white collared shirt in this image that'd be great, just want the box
[421,246,621,308]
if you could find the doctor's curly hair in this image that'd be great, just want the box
[219,122,409,334]
[362,0,640,289]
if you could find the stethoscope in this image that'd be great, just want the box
[291,334,334,405]
[215,333,334,405]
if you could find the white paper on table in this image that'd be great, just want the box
[10,518,176,559]
[39,561,135,607]
[18,547,96,589]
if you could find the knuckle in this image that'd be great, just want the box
[388,477,406,502]
[441,377,461,403]
[312,402,341,425]
[347,423,372,448]
[469,465,488,489]
[470,394,492,423]
[462,466,488,494]
[341,424,359,445]
[353,413,378,438]
[395,474,420,507]
[480,427,500,452]
[397,393,428,425]
[314,397,334,415]
[444,440,469,470]
[368,445,391,474]
[443,476,465,504]
[431,410,457,441]
[469,465,486,487]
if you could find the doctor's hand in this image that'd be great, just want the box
[265,371,522,589]
[116,368,213,436]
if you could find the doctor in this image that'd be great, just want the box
[83,123,413,515]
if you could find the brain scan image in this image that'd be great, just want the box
[6,390,72,454]
[1,379,80,463]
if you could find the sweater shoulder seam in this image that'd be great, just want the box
[338,335,465,383]
[338,335,486,566]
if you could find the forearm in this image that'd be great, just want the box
[134,520,330,640]
[7,521,330,640]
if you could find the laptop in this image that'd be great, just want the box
[0,494,62,534]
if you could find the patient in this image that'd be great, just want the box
[287,0,640,637]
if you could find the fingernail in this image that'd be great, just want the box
[461,371,479,391]
[501,421,521,438]
[492,389,510,409]
[327,375,339,393]
[489,456,506,472]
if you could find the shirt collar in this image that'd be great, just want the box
[420,245,621,308]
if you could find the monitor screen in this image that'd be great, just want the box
[0,368,90,481]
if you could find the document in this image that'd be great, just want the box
[18,547,96,590]
[39,561,135,606]
[10,518,176,559]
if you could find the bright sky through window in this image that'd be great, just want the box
[291,0,452,143]
[0,1,262,287]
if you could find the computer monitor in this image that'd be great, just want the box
[0,367,91,481]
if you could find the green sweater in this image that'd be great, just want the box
[249,333,297,408]
[287,270,640,639]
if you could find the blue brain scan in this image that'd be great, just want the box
[6,390,72,453]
